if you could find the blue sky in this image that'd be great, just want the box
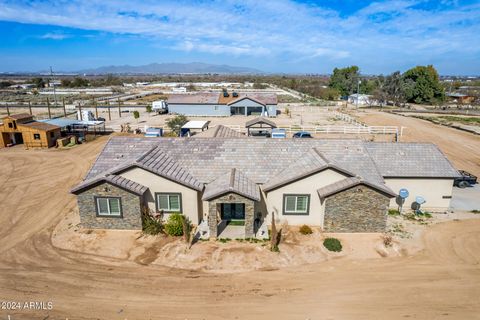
[0,0,479,75]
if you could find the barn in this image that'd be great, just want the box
[0,114,61,148]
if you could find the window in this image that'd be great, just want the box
[283,194,310,215]
[33,133,41,140]
[95,197,122,217]
[50,132,55,138]
[155,193,182,212]
[8,122,13,128]
[214,105,219,111]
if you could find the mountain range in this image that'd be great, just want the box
[77,62,263,75]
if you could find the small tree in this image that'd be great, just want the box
[146,105,152,114]
[166,115,189,136]
[270,212,280,252]
[133,110,140,122]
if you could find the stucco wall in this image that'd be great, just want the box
[385,178,454,211]
[168,104,231,116]
[264,169,347,226]
[76,182,143,230]
[119,168,202,224]
[323,185,390,232]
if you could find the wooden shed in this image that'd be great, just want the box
[0,114,61,148]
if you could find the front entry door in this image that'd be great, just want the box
[221,203,245,220]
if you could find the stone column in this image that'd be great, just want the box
[208,202,218,238]
[245,199,255,238]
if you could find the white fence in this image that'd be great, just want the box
[225,124,404,136]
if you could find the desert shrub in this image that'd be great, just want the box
[471,210,480,214]
[382,234,393,247]
[323,237,342,252]
[146,105,152,113]
[388,209,400,216]
[299,225,313,235]
[142,209,163,235]
[164,213,184,236]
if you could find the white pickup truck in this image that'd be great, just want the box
[152,100,168,114]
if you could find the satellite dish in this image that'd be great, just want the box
[415,196,426,204]
[399,188,409,199]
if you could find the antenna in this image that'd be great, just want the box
[50,66,58,107]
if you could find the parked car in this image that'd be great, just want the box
[454,170,478,188]
[293,131,313,138]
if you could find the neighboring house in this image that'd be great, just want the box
[167,92,277,117]
[447,93,476,104]
[348,94,375,106]
[0,114,61,148]
[71,137,459,238]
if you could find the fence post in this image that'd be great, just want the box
[47,97,51,119]
[108,102,111,121]
[6,104,10,116]
[79,105,83,121]
[118,98,122,118]
[94,99,98,119]
[28,101,32,115]
[62,97,67,117]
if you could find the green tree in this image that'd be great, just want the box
[402,65,445,104]
[146,105,152,113]
[319,87,340,100]
[31,77,45,89]
[385,71,407,106]
[166,115,189,136]
[133,110,140,122]
[328,66,360,97]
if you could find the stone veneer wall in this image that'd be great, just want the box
[323,185,390,232]
[77,182,143,230]
[208,193,255,238]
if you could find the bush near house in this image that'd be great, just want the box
[165,213,185,236]
[299,225,313,235]
[142,208,163,235]
[323,237,342,252]
[388,209,400,216]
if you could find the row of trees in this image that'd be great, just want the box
[327,65,445,105]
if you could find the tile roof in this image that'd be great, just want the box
[168,92,277,105]
[193,125,244,138]
[202,168,260,201]
[168,93,219,104]
[365,143,460,178]
[111,145,204,191]
[245,117,277,128]
[317,177,396,203]
[81,137,459,195]
[71,174,148,196]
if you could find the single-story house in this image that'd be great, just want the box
[167,92,277,117]
[71,137,459,238]
[0,113,61,148]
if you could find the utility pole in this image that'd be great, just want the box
[118,98,122,118]
[50,66,58,107]
[62,97,67,117]
[107,101,111,121]
[47,97,51,119]
[356,79,361,109]
[28,101,32,115]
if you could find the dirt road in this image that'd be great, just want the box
[1,138,480,319]
[356,109,480,177]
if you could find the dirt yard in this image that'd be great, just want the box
[1,137,480,319]
[354,109,480,177]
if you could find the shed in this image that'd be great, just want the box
[0,114,61,148]
[181,120,210,137]
[245,117,277,136]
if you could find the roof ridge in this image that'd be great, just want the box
[135,145,159,163]
[229,168,236,189]
[312,147,330,164]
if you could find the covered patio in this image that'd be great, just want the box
[245,117,277,137]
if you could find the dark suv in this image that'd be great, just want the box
[293,131,313,138]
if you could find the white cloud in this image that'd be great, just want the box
[0,0,479,72]
[40,32,70,40]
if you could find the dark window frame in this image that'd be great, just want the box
[155,192,183,213]
[282,194,310,215]
[94,196,123,218]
